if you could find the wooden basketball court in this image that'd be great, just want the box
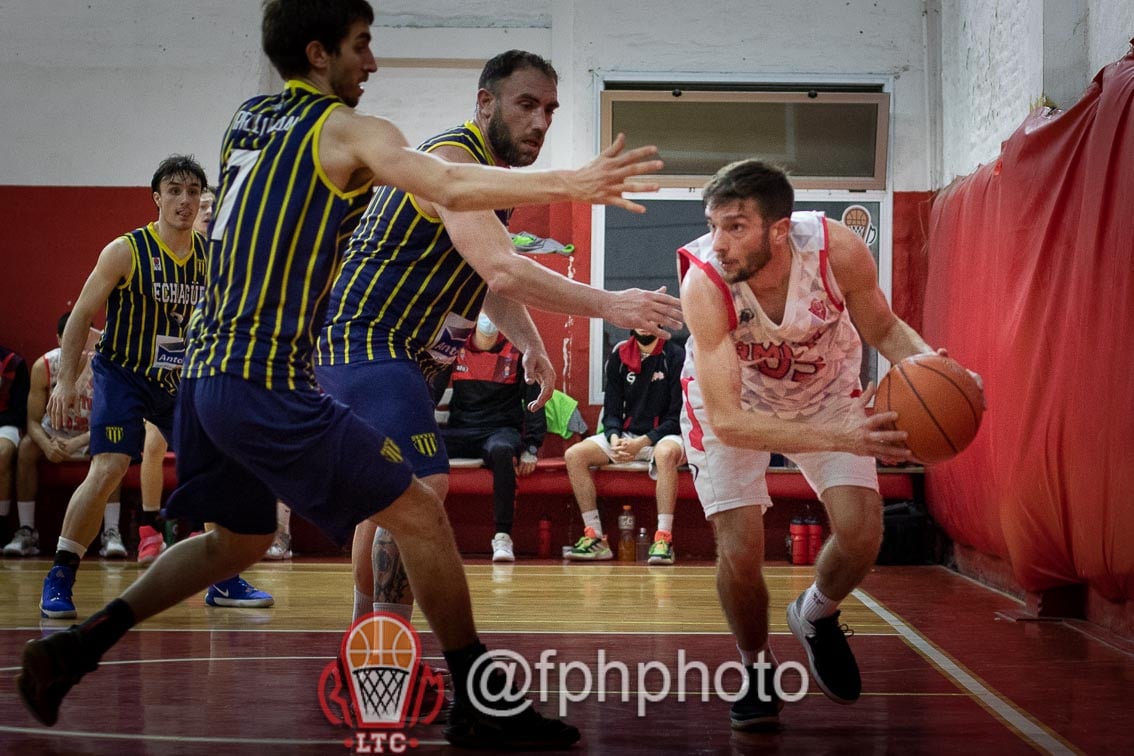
[0,558,1128,754]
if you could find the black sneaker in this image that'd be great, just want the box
[17,627,98,726]
[786,594,861,704]
[444,700,581,750]
[445,666,579,750]
[729,659,783,730]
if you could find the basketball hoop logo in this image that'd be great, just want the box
[840,205,877,247]
[318,611,445,742]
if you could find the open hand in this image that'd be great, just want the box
[570,133,664,214]
[604,286,683,340]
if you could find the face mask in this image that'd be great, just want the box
[633,331,656,346]
[477,313,498,336]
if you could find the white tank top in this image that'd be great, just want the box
[679,211,862,419]
[41,347,94,438]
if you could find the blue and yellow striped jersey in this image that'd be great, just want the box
[184,80,372,390]
[97,223,207,394]
[316,122,511,380]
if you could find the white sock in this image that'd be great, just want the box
[17,500,35,529]
[352,588,373,623]
[582,509,603,537]
[657,513,674,533]
[373,601,413,622]
[104,500,121,531]
[57,536,87,558]
[0,499,9,516]
[800,582,840,622]
[738,643,778,667]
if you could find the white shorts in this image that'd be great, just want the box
[0,425,19,447]
[680,377,878,519]
[585,432,685,481]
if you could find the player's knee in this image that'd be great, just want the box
[0,440,15,464]
[836,519,884,559]
[653,443,682,469]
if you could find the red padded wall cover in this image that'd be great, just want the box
[924,47,1134,599]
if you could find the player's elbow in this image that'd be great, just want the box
[483,266,524,299]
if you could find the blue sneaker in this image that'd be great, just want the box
[40,565,78,619]
[205,576,274,608]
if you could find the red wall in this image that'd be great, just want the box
[0,186,158,360]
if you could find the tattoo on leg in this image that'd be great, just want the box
[372,528,412,604]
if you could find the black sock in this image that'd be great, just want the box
[53,549,81,571]
[77,598,136,662]
[443,640,488,705]
[139,509,161,529]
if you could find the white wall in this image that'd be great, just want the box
[0,1,268,186]
[0,1,931,190]
[936,0,1132,182]
[1088,0,1134,74]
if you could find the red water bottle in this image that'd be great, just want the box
[537,517,551,558]
[789,518,808,565]
[806,518,822,565]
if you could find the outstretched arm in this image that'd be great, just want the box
[419,144,682,340]
[328,109,662,213]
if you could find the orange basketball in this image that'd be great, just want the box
[875,354,984,464]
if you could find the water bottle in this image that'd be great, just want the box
[537,517,551,558]
[635,527,650,562]
[617,505,636,562]
[789,517,808,565]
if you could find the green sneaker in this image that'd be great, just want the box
[647,531,675,565]
[565,528,612,561]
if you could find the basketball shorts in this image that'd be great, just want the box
[0,425,19,447]
[89,354,176,459]
[680,375,878,518]
[316,359,450,479]
[164,374,414,545]
[585,431,685,481]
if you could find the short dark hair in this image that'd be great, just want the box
[702,159,794,222]
[478,50,558,94]
[262,0,374,79]
[150,155,208,194]
[57,312,71,338]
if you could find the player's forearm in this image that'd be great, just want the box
[484,255,612,320]
[871,318,933,366]
[436,163,571,212]
[56,316,95,387]
[710,409,846,455]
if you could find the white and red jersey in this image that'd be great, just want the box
[41,347,94,438]
[678,211,862,420]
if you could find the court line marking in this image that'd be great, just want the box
[0,724,446,747]
[855,588,1078,755]
[1,626,898,636]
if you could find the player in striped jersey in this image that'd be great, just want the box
[36,156,218,619]
[18,2,672,747]
[315,49,684,642]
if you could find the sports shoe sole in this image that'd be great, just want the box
[729,711,781,731]
[39,604,78,620]
[786,601,856,705]
[4,547,40,557]
[205,595,275,608]
[492,553,515,563]
[647,554,674,565]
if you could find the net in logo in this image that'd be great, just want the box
[318,612,446,752]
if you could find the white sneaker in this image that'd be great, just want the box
[264,532,292,560]
[491,532,515,562]
[99,528,127,558]
[3,526,40,556]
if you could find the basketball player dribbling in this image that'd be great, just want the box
[677,159,966,729]
[17,1,674,749]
